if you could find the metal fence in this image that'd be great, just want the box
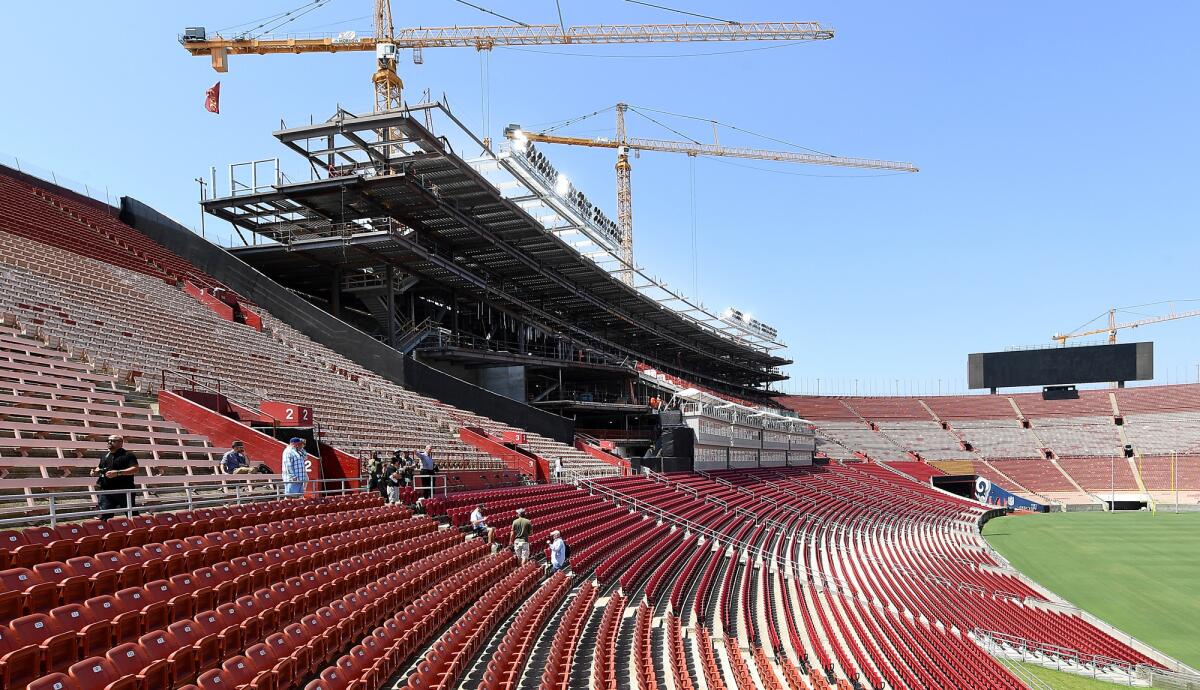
[0,478,367,528]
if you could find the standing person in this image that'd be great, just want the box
[387,457,403,504]
[222,441,254,474]
[401,451,416,487]
[547,530,569,574]
[282,437,310,497]
[92,435,139,515]
[368,452,385,499]
[553,457,565,483]
[417,444,436,499]
[510,508,532,564]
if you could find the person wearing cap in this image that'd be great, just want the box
[510,508,532,564]
[548,529,569,573]
[282,437,310,497]
[222,441,253,474]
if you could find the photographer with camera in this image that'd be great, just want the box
[92,435,139,515]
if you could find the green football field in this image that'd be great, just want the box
[982,511,1200,672]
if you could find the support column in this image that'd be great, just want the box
[385,264,397,348]
[330,268,342,317]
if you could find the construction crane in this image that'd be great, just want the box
[1052,305,1200,345]
[505,103,918,282]
[180,0,836,115]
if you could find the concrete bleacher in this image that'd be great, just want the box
[813,422,909,461]
[953,420,1043,458]
[876,421,970,460]
[1122,411,1200,455]
[839,396,932,420]
[785,386,1200,504]
[988,458,1078,493]
[0,170,615,480]
[0,325,279,510]
[1058,456,1140,493]
[1031,416,1123,457]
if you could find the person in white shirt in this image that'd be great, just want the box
[469,504,490,541]
[553,457,564,483]
[548,530,569,573]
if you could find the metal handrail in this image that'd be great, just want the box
[564,469,858,594]
[0,478,366,528]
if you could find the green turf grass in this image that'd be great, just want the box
[1007,660,1127,689]
[982,511,1200,670]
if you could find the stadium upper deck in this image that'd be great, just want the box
[203,104,788,398]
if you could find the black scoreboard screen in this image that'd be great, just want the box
[968,342,1153,390]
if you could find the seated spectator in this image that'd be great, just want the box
[470,503,491,541]
[222,441,254,474]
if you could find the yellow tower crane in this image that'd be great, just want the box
[505,103,918,282]
[180,1,836,115]
[1052,304,1200,345]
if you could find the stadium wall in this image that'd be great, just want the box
[404,355,574,444]
[120,196,574,445]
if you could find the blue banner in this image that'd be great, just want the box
[974,476,1048,512]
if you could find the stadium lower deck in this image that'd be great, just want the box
[1,166,1196,689]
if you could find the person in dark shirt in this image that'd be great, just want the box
[222,441,253,474]
[91,435,139,515]
[510,508,532,564]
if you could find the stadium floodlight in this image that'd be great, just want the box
[554,174,570,196]
[509,128,530,154]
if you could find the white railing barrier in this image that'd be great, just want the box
[0,478,366,528]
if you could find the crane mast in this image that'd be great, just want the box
[373,0,401,113]
[506,105,917,284]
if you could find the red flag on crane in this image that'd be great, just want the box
[204,81,221,114]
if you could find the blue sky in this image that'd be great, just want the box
[1,1,1198,395]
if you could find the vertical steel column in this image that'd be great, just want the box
[385,264,397,347]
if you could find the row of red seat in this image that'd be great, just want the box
[692,626,726,690]
[422,484,568,518]
[477,572,570,690]
[17,514,460,690]
[172,533,485,690]
[644,533,696,607]
[617,527,683,593]
[400,559,540,690]
[301,545,507,690]
[632,603,655,690]
[663,614,691,690]
[0,495,378,569]
[9,516,444,686]
[1,515,435,682]
[589,592,624,690]
[592,521,669,585]
[536,581,595,690]
[1,503,411,619]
